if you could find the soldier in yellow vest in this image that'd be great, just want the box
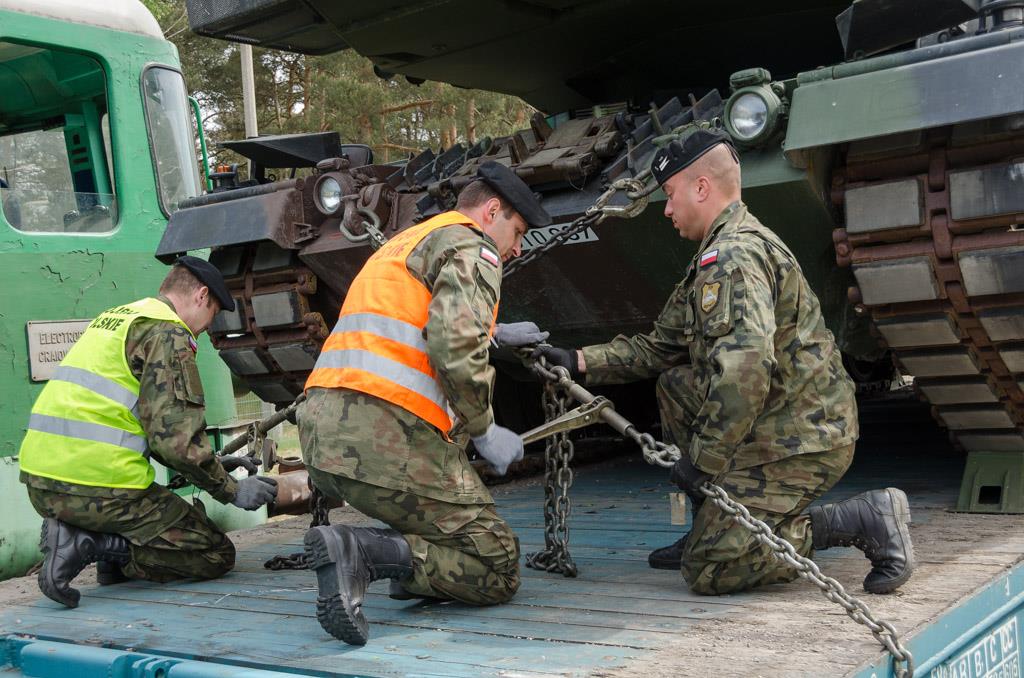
[298,161,552,645]
[20,257,278,608]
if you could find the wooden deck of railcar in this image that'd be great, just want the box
[2,395,1023,677]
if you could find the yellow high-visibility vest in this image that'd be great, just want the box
[19,298,194,489]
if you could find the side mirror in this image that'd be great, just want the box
[340,144,374,168]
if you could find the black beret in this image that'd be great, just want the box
[477,161,552,227]
[650,128,737,186]
[175,255,235,312]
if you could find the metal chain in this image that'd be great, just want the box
[263,479,333,571]
[310,485,331,527]
[524,377,578,577]
[503,173,652,279]
[245,421,265,460]
[698,483,914,678]
[319,157,914,675]
[526,353,914,674]
[529,360,680,469]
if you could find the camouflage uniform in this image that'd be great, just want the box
[299,222,520,605]
[22,296,238,582]
[582,202,858,594]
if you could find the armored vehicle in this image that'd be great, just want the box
[2,3,1024,677]
[162,0,1024,515]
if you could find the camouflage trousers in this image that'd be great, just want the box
[656,366,855,595]
[307,467,520,606]
[25,482,235,583]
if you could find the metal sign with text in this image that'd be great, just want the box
[26,319,91,381]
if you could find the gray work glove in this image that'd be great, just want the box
[471,423,525,476]
[494,321,549,348]
[231,476,278,510]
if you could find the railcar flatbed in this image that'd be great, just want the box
[1,397,1022,677]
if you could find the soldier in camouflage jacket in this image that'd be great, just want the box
[298,162,552,645]
[536,129,914,596]
[21,258,278,609]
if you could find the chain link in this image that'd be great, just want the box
[245,421,265,460]
[263,477,333,571]
[524,377,578,577]
[698,483,914,677]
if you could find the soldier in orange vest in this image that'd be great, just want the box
[298,161,552,645]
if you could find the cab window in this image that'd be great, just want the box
[0,41,116,233]
[142,67,202,215]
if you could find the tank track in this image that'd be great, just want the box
[208,242,332,405]
[834,126,1024,457]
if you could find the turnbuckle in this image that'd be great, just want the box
[520,396,614,444]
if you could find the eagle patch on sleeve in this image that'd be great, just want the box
[701,281,721,313]
[479,246,500,267]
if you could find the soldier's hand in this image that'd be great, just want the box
[471,424,524,476]
[669,455,711,501]
[530,345,581,380]
[231,476,278,510]
[219,455,261,476]
[494,321,549,348]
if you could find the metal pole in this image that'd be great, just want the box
[239,44,258,139]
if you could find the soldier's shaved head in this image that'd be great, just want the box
[687,143,741,199]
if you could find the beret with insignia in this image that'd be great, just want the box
[651,128,738,186]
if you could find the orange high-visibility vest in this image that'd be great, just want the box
[305,211,499,432]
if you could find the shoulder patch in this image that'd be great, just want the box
[699,249,719,268]
[701,281,721,313]
[479,246,500,267]
[187,335,198,354]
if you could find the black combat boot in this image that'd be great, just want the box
[38,518,131,608]
[808,488,915,594]
[648,534,690,570]
[96,561,129,586]
[304,525,413,645]
[648,495,702,570]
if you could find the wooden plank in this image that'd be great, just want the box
[98,576,738,623]
[2,609,593,677]
[2,599,640,677]
[77,586,693,643]
[147,564,744,610]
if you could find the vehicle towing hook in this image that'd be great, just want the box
[520,396,614,444]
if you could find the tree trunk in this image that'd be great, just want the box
[467,97,477,145]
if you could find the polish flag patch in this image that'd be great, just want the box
[699,249,719,268]
[480,246,500,267]
[187,335,198,353]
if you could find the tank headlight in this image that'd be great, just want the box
[728,92,769,141]
[723,70,786,147]
[315,176,343,215]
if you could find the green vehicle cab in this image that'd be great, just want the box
[0,0,260,581]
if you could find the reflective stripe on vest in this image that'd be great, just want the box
[51,365,140,414]
[28,413,148,454]
[19,297,194,489]
[305,211,499,432]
